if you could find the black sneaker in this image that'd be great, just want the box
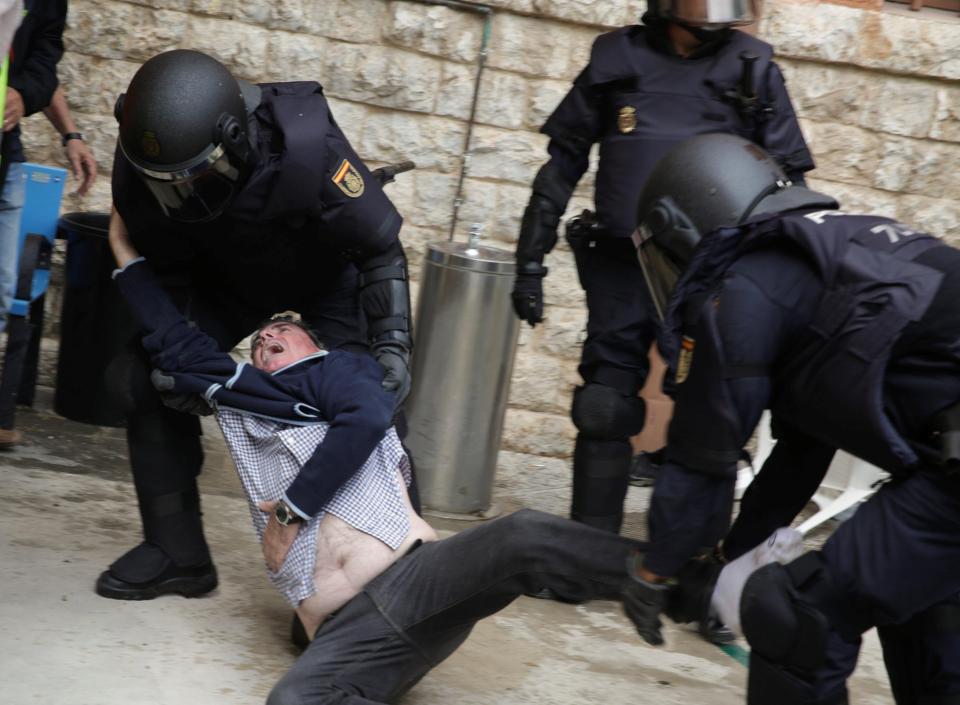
[699,616,737,645]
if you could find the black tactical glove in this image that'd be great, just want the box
[150,369,214,417]
[623,553,670,646]
[511,262,548,327]
[374,344,411,408]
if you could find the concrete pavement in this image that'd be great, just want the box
[0,391,895,704]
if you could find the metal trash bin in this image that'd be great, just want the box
[405,240,519,517]
[54,212,138,427]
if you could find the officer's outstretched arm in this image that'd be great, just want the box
[357,238,413,406]
[512,150,583,327]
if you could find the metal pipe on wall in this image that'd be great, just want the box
[398,0,494,241]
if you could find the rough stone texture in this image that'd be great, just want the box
[932,86,960,143]
[527,77,571,131]
[475,70,530,130]
[385,2,484,64]
[802,120,883,185]
[487,13,596,79]
[357,110,467,174]
[762,0,864,64]
[501,407,577,457]
[807,178,900,220]
[898,194,960,242]
[469,125,547,184]
[874,135,960,196]
[322,43,443,114]
[778,60,871,125]
[15,0,960,472]
[266,32,328,83]
[857,10,960,81]
[861,76,940,139]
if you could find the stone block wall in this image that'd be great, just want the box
[19,0,960,472]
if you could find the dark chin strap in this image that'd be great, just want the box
[674,20,733,45]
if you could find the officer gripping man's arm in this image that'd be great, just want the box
[98,49,415,605]
[621,134,839,646]
[624,133,960,705]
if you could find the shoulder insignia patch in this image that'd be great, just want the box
[332,159,365,198]
[675,335,695,384]
[617,106,636,134]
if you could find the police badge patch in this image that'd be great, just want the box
[617,106,637,134]
[141,131,161,159]
[332,159,365,198]
[675,336,695,384]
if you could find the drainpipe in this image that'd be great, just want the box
[399,0,494,241]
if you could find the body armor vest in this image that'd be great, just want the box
[665,210,945,475]
[553,28,776,239]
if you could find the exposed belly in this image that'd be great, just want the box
[296,480,437,636]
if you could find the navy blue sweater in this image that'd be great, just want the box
[114,259,396,518]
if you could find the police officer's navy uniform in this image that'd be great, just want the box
[102,81,412,595]
[515,18,814,533]
[651,206,960,704]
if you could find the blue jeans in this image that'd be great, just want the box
[0,161,26,334]
[267,509,641,705]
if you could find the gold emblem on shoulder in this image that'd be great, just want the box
[675,336,696,384]
[141,131,160,159]
[617,106,637,134]
[332,159,365,198]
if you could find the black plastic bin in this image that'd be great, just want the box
[54,212,138,427]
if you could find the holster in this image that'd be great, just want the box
[564,209,605,252]
[930,400,960,475]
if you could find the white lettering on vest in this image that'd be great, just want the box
[870,223,916,244]
[803,210,849,225]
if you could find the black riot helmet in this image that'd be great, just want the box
[635,133,835,319]
[115,49,262,222]
[650,0,755,28]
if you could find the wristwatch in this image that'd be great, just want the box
[61,132,83,146]
[274,500,304,527]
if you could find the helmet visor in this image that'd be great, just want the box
[130,144,244,223]
[635,224,684,321]
[666,0,754,27]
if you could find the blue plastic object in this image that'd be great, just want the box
[9,163,68,316]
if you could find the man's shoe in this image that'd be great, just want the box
[291,613,310,651]
[523,586,587,604]
[96,561,218,600]
[0,428,22,449]
[699,616,737,645]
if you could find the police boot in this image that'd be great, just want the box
[95,485,217,600]
[96,407,216,600]
[570,436,632,533]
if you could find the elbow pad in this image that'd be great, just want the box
[358,241,412,351]
[516,161,578,267]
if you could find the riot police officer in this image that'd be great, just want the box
[623,133,960,705]
[96,50,414,600]
[512,0,814,535]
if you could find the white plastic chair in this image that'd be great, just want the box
[738,411,888,535]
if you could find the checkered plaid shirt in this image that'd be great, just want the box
[217,410,412,606]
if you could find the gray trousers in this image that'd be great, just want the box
[267,509,642,705]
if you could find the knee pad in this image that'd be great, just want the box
[748,650,849,705]
[105,350,161,413]
[741,559,830,672]
[571,384,645,440]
